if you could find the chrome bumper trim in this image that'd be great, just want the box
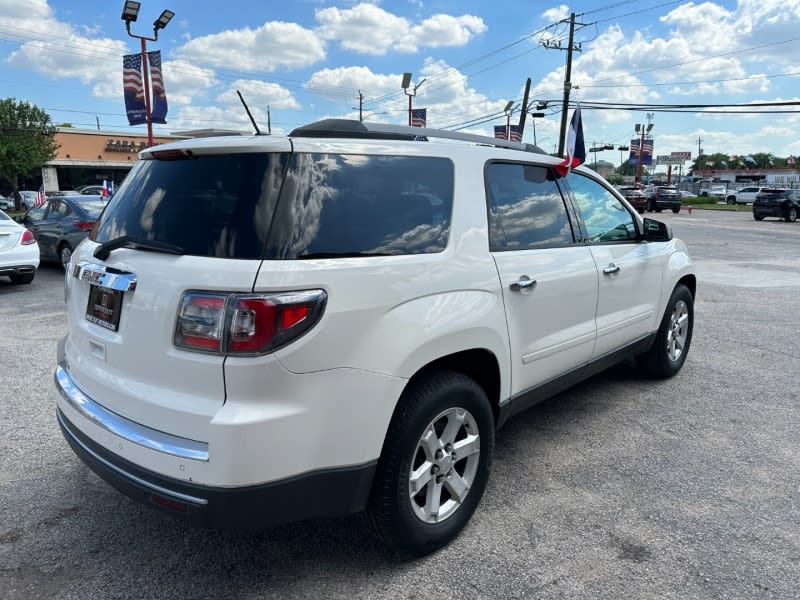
[54,363,209,462]
[57,410,208,506]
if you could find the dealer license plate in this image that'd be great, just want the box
[85,285,123,332]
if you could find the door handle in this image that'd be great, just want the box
[603,263,620,275]
[509,276,537,292]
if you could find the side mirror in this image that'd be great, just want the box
[642,217,672,242]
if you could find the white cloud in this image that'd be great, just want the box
[315,3,485,55]
[305,66,401,100]
[217,79,301,110]
[541,5,570,23]
[175,21,326,72]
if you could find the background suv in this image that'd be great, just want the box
[752,188,800,222]
[645,184,682,213]
[54,119,695,557]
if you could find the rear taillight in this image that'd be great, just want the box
[174,290,327,355]
[20,229,36,245]
[74,220,96,232]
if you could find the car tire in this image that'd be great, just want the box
[786,208,797,223]
[9,272,35,284]
[672,207,680,214]
[59,243,73,270]
[636,283,693,378]
[726,197,735,205]
[365,370,494,557]
[754,213,764,221]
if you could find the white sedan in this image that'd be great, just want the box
[0,209,39,284]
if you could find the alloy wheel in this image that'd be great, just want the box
[667,299,689,362]
[408,407,481,523]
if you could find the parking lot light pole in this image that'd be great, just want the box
[401,72,426,126]
[634,113,654,184]
[121,1,174,147]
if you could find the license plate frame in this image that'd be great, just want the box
[85,285,123,332]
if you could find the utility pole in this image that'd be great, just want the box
[517,78,532,133]
[697,136,703,158]
[542,13,584,157]
[357,90,363,121]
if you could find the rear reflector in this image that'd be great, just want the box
[150,494,188,513]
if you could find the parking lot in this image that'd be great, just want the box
[1,209,798,599]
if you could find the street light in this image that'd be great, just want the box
[503,101,515,140]
[527,111,544,146]
[121,1,174,146]
[401,72,426,126]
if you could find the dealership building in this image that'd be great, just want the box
[38,128,178,193]
[34,127,245,193]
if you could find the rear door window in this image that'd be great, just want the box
[485,162,576,250]
[265,154,454,259]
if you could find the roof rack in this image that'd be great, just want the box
[289,119,545,154]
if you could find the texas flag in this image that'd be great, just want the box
[554,105,585,177]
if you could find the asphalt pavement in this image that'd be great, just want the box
[1,210,798,599]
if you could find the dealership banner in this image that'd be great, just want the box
[148,51,168,124]
[122,53,146,126]
[628,138,654,166]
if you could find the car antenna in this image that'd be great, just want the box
[236,90,263,135]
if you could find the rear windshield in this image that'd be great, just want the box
[73,199,107,217]
[265,153,454,259]
[92,153,287,259]
[92,151,454,260]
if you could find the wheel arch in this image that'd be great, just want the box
[677,274,697,299]
[402,349,503,427]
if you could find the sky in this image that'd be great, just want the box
[1,0,799,172]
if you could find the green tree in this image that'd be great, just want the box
[0,98,58,210]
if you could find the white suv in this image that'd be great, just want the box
[55,119,695,556]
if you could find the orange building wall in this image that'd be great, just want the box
[53,131,176,162]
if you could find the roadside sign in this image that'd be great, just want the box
[657,155,685,165]
[671,151,692,160]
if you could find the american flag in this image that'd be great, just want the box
[34,184,46,208]
[123,54,144,100]
[493,125,522,142]
[411,108,426,128]
[630,139,653,156]
[148,51,165,98]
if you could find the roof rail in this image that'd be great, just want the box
[289,118,546,154]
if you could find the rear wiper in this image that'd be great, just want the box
[93,235,185,261]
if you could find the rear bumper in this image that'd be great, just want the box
[57,407,377,529]
[753,205,790,218]
[0,263,37,276]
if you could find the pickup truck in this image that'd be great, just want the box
[724,186,768,205]
[697,184,727,198]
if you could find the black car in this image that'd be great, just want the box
[752,188,799,222]
[22,195,107,268]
